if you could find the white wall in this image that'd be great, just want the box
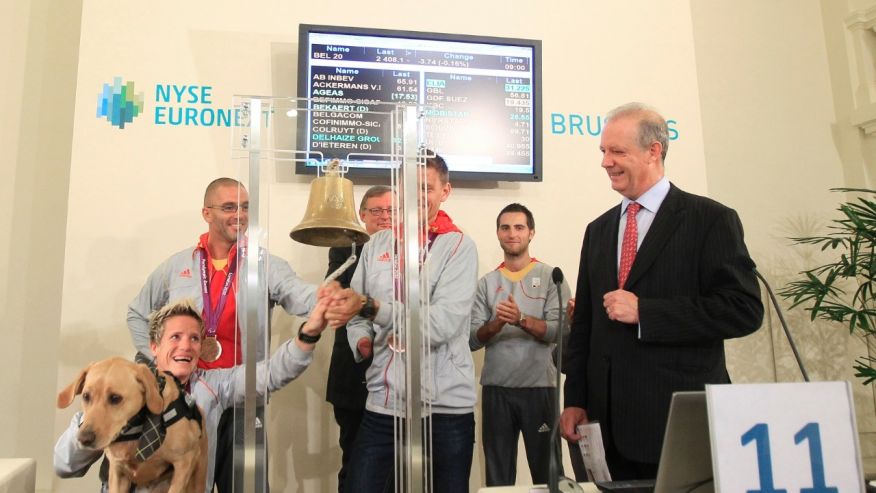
[0,0,31,460]
[0,0,81,490]
[692,0,845,378]
[691,0,876,459]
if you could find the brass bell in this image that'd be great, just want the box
[290,159,370,248]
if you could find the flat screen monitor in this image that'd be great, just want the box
[297,24,542,181]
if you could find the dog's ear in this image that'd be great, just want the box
[136,364,165,414]
[57,364,92,409]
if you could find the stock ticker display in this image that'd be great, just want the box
[302,31,538,177]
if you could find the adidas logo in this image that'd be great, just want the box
[377,252,391,262]
[537,423,550,433]
[179,268,192,278]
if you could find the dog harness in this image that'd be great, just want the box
[113,369,203,461]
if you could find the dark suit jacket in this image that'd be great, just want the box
[325,246,371,410]
[563,183,763,464]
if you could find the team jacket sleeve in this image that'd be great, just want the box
[469,276,491,351]
[126,258,174,359]
[346,243,376,363]
[420,235,478,348]
[209,340,316,409]
[541,276,571,343]
[269,254,318,317]
[54,412,102,479]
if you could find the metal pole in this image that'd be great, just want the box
[241,98,267,493]
[402,105,425,493]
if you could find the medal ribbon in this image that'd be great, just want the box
[198,248,238,339]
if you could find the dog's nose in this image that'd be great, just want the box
[78,428,96,447]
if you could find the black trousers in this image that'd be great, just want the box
[602,420,658,481]
[214,406,269,492]
[482,386,559,486]
[566,439,589,482]
[333,406,365,493]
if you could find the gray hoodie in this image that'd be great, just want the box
[346,228,478,415]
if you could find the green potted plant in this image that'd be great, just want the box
[779,188,876,384]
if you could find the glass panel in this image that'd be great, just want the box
[229,97,440,492]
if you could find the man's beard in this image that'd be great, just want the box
[501,244,528,257]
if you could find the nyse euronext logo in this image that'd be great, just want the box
[98,77,239,129]
[97,77,144,129]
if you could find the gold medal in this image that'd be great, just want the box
[201,336,223,363]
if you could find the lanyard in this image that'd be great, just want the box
[198,249,237,338]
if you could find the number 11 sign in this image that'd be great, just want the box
[707,382,863,493]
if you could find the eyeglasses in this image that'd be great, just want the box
[363,207,395,217]
[207,203,249,213]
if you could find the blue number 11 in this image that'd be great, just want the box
[740,422,838,493]
[794,423,838,493]
[741,423,786,493]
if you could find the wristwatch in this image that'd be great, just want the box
[297,322,321,344]
[359,295,377,320]
[517,312,526,327]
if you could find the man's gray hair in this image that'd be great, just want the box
[359,185,392,211]
[148,299,205,344]
[605,102,669,162]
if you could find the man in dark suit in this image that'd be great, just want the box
[326,185,391,493]
[560,103,764,480]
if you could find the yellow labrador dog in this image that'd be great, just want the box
[57,357,207,493]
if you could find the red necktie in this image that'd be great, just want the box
[618,202,641,289]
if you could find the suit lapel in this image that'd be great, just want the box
[624,184,685,289]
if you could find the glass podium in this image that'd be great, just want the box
[228,96,439,493]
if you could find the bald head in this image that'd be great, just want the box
[204,178,245,206]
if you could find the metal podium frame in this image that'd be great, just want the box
[230,97,431,493]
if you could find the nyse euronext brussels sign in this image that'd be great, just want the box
[97,77,682,141]
[549,113,680,140]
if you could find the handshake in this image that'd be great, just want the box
[297,281,371,346]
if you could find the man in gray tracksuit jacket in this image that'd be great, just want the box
[126,239,317,363]
[342,153,478,493]
[470,203,571,487]
[125,178,352,493]
[347,226,478,416]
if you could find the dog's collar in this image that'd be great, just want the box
[114,368,202,462]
